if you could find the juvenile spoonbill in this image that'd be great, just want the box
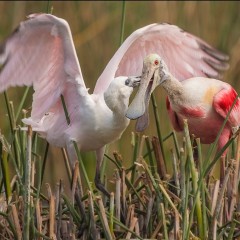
[0,13,229,195]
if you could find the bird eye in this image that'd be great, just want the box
[154,60,159,65]
[125,78,130,85]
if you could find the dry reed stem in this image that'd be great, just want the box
[46,183,56,240]
[211,180,220,215]
[56,180,63,240]
[135,220,140,236]
[220,156,226,184]
[138,135,146,158]
[158,182,182,220]
[150,221,162,239]
[109,192,115,237]
[174,208,180,240]
[113,151,123,167]
[10,204,21,240]
[60,221,68,240]
[229,132,240,219]
[164,187,181,203]
[215,160,233,220]
[152,136,167,179]
[31,158,35,189]
[160,203,169,240]
[10,175,17,190]
[71,161,79,204]
[88,191,98,239]
[23,125,32,240]
[42,221,48,237]
[115,170,121,231]
[125,217,138,239]
[55,183,60,216]
[61,148,72,181]
[18,196,24,226]
[145,195,154,232]
[126,204,135,228]
[211,160,233,239]
[96,196,113,240]
[121,167,127,218]
[171,149,180,197]
[35,199,42,240]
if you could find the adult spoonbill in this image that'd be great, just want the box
[126,54,239,154]
[0,13,228,196]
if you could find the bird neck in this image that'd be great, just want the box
[111,97,130,117]
[104,92,130,130]
[161,74,184,100]
[104,85,133,119]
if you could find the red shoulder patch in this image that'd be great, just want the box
[217,88,239,111]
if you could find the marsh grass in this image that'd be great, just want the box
[1,94,240,239]
[0,1,240,240]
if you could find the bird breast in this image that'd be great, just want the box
[62,95,130,152]
[169,77,225,117]
[166,77,233,144]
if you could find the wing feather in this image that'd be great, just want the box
[0,13,85,120]
[213,87,240,127]
[94,23,229,94]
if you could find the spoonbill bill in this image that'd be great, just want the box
[126,54,239,154]
[0,13,229,195]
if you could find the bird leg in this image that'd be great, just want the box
[95,147,110,198]
[67,142,110,197]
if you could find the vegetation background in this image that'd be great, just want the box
[0,1,240,195]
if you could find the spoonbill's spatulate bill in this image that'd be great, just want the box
[0,14,229,196]
[127,54,239,155]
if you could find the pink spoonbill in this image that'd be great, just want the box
[0,13,229,195]
[126,54,239,155]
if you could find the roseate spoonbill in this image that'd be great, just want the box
[126,54,239,154]
[0,13,229,196]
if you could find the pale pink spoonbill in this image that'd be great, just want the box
[0,13,229,195]
[127,54,239,154]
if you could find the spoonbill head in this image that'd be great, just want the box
[127,53,240,154]
[126,54,164,120]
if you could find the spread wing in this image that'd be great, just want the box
[0,13,85,121]
[94,23,229,94]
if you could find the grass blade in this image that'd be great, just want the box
[184,120,204,239]
[151,94,166,163]
[23,126,32,240]
[0,143,11,202]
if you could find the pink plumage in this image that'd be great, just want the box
[167,78,240,153]
[127,53,238,156]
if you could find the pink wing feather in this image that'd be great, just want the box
[94,23,229,94]
[0,13,85,120]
